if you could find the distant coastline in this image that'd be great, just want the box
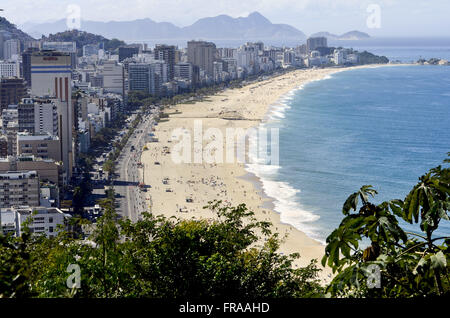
[139,63,406,282]
[243,63,413,244]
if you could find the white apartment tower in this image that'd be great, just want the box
[3,39,21,61]
[31,51,73,182]
[0,171,40,208]
[0,61,20,77]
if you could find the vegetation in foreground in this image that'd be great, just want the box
[0,155,448,298]
[323,153,449,297]
[0,199,323,298]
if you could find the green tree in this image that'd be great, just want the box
[118,201,323,298]
[0,201,323,298]
[322,154,450,297]
[0,232,36,298]
[103,159,116,178]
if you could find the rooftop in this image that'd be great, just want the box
[31,50,71,57]
[17,132,59,141]
[0,170,38,179]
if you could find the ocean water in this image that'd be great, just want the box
[329,37,450,63]
[247,65,450,243]
[270,37,450,63]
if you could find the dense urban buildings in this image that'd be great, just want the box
[31,50,73,181]
[0,77,26,114]
[0,60,20,77]
[0,22,383,240]
[3,39,20,60]
[0,206,67,237]
[154,44,176,81]
[306,37,328,53]
[42,41,77,68]
[17,132,61,162]
[187,41,217,79]
[21,47,40,87]
[118,46,139,62]
[0,171,40,208]
[97,60,125,95]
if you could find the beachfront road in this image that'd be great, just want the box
[115,112,155,222]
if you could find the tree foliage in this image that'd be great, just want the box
[3,153,449,298]
[41,29,126,56]
[322,154,450,297]
[0,201,323,298]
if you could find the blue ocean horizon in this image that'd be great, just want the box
[328,37,450,63]
[247,63,450,243]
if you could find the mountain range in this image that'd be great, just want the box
[0,17,35,42]
[20,12,370,45]
[22,12,305,43]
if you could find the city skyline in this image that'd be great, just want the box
[2,0,449,38]
[0,0,449,303]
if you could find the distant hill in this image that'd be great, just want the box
[0,17,35,42]
[22,18,180,42]
[182,12,305,40]
[310,30,370,40]
[41,29,126,55]
[22,12,306,44]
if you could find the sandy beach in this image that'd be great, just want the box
[139,65,395,282]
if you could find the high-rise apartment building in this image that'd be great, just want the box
[31,51,73,181]
[118,47,139,62]
[0,61,20,77]
[6,121,18,156]
[236,43,259,72]
[0,155,63,187]
[217,48,236,59]
[1,104,18,132]
[17,132,61,162]
[0,136,7,157]
[3,39,21,60]
[128,63,152,92]
[41,42,77,68]
[21,47,39,87]
[0,77,26,114]
[154,45,176,81]
[98,60,124,95]
[0,171,40,208]
[128,62,168,96]
[187,41,216,79]
[31,98,59,136]
[17,99,36,133]
[306,37,328,53]
[2,99,58,136]
[174,62,192,81]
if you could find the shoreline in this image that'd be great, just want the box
[139,63,411,282]
[241,63,410,245]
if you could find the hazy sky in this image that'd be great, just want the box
[2,0,449,37]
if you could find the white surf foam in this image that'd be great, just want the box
[246,162,323,243]
[245,83,327,244]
